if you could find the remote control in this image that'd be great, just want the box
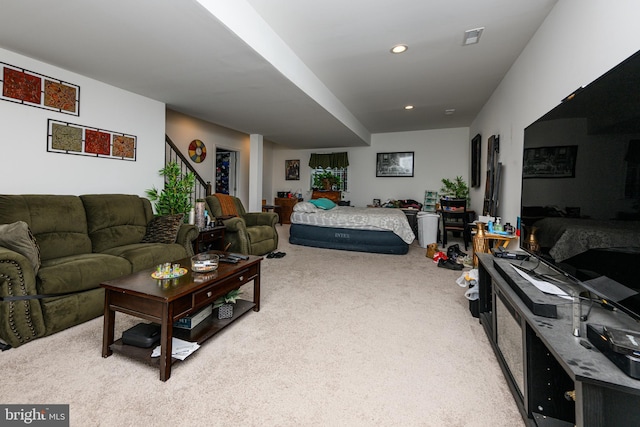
[228,253,249,260]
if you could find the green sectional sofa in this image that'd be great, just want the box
[0,194,199,349]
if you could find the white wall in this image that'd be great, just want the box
[165,109,251,203]
[0,47,165,196]
[471,1,640,230]
[269,127,470,207]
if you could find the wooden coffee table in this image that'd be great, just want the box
[101,251,261,381]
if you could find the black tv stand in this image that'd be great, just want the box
[478,254,640,427]
[492,259,559,318]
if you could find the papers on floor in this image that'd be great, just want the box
[511,265,572,300]
[151,338,200,360]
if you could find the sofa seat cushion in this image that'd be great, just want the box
[38,253,132,295]
[102,243,187,273]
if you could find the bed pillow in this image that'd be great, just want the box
[309,198,336,210]
[0,221,41,274]
[293,201,319,213]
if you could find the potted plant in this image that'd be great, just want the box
[145,162,196,217]
[312,170,341,190]
[440,176,470,202]
[214,289,242,319]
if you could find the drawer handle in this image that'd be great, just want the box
[239,276,244,281]
[207,291,212,297]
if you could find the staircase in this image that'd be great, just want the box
[165,135,212,204]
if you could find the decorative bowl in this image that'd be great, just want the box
[191,253,219,273]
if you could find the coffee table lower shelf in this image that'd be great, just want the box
[109,299,255,368]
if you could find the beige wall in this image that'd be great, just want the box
[165,109,251,204]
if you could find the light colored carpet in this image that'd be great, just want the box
[0,226,523,427]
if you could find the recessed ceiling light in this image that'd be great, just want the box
[390,44,408,54]
[404,105,414,110]
[445,108,456,115]
[463,27,484,46]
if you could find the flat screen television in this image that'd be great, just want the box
[520,49,640,322]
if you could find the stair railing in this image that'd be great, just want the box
[164,135,212,205]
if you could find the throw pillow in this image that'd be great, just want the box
[293,201,318,213]
[141,214,184,244]
[309,198,336,210]
[0,221,41,274]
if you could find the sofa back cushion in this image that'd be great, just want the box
[0,195,92,261]
[81,194,151,253]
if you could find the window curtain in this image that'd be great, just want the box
[308,152,349,169]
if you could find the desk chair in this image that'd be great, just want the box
[440,198,471,250]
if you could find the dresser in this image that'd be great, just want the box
[311,190,341,202]
[274,197,299,224]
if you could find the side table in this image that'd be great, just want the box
[193,226,225,254]
[471,223,517,266]
[274,197,300,224]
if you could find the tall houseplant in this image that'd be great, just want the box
[145,162,196,217]
[440,176,470,201]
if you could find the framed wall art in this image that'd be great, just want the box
[523,145,578,179]
[285,159,300,180]
[47,119,136,161]
[1,62,80,115]
[376,152,414,177]
[483,135,500,215]
[471,133,481,188]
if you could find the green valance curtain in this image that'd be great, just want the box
[308,152,349,169]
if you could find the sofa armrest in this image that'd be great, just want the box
[243,212,278,227]
[221,217,247,232]
[177,224,199,257]
[0,246,45,348]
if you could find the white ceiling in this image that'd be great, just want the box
[0,0,557,149]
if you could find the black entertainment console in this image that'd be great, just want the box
[477,254,640,427]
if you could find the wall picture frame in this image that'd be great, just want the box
[471,133,481,188]
[523,145,578,179]
[483,134,500,215]
[285,159,300,180]
[376,151,414,177]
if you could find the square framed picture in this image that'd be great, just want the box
[376,152,414,177]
